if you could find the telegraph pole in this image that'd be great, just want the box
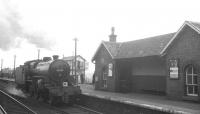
[73,38,78,85]
[13,55,16,79]
[38,49,40,60]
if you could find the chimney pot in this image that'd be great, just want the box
[109,27,117,42]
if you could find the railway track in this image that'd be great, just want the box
[0,89,36,114]
[0,79,103,114]
[73,104,103,114]
[16,96,103,114]
[51,104,103,114]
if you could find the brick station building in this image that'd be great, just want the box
[92,21,200,101]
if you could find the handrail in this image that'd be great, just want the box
[0,90,37,114]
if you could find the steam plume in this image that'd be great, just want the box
[0,0,54,50]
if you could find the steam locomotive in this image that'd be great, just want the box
[15,55,81,105]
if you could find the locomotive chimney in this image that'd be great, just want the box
[109,27,117,42]
[53,55,59,60]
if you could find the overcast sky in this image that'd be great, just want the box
[0,0,200,73]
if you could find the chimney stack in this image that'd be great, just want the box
[53,55,59,60]
[109,27,117,42]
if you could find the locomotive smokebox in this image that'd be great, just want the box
[53,55,59,60]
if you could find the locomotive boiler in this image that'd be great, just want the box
[15,55,81,105]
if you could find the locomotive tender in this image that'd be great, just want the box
[15,55,81,105]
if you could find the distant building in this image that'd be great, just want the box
[63,55,88,83]
[92,21,200,102]
[1,68,13,78]
[2,68,13,74]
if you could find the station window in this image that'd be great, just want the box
[108,63,113,77]
[102,66,108,88]
[185,65,198,96]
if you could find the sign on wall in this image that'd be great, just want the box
[169,59,179,79]
[108,63,113,77]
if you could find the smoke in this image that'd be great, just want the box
[6,83,26,98]
[0,0,54,50]
[24,32,54,50]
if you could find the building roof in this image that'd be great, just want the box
[161,21,200,54]
[116,33,175,59]
[91,41,122,61]
[92,33,174,61]
[63,55,86,61]
[188,21,200,31]
[92,21,200,61]
[103,41,122,58]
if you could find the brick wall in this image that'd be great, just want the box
[132,75,166,94]
[116,57,166,93]
[131,57,166,94]
[166,25,200,100]
[94,45,116,91]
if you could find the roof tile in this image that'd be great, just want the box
[103,41,122,57]
[103,33,175,59]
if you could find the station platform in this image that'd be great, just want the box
[80,84,200,114]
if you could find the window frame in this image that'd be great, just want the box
[108,63,113,77]
[185,65,198,96]
[102,66,108,88]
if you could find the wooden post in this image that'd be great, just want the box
[14,55,16,80]
[38,49,40,60]
[73,38,78,85]
[83,59,85,84]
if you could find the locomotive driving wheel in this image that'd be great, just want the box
[49,94,58,105]
[49,95,62,106]
[42,88,49,103]
[49,96,56,105]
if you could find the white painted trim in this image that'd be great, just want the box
[91,41,104,62]
[160,21,200,55]
[187,21,200,34]
[160,22,187,55]
[102,42,114,59]
[91,41,114,62]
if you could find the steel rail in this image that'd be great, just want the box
[74,104,103,114]
[48,104,103,114]
[0,105,7,114]
[0,90,37,114]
